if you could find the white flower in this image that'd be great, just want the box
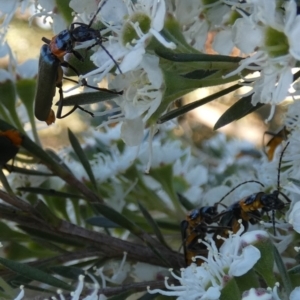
[241,283,282,300]
[106,54,164,146]
[0,0,30,42]
[173,151,208,204]
[172,0,208,51]
[95,252,129,285]
[225,0,300,115]
[283,100,300,131]
[148,267,221,299]
[138,139,186,168]
[81,0,176,81]
[148,225,262,299]
[16,59,39,79]
[69,0,98,15]
[290,287,300,300]
[14,286,24,300]
[242,288,273,300]
[216,227,262,277]
[133,262,168,281]
[31,0,67,34]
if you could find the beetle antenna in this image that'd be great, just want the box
[99,44,122,74]
[218,180,265,204]
[88,0,108,28]
[277,142,289,191]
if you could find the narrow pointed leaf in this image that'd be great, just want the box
[33,200,62,227]
[0,257,72,290]
[68,128,97,190]
[55,0,73,24]
[288,265,300,274]
[0,276,15,298]
[137,201,170,249]
[156,51,242,64]
[5,165,53,176]
[18,226,83,247]
[63,50,97,76]
[17,187,81,199]
[109,291,135,300]
[214,95,264,130]
[137,293,158,300]
[273,245,292,295]
[57,91,120,106]
[158,83,241,124]
[93,203,143,236]
[45,149,72,173]
[85,216,120,228]
[220,277,240,300]
[49,266,84,281]
[177,193,194,211]
[288,178,300,187]
[150,70,240,124]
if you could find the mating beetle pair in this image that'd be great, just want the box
[34,1,122,125]
[182,143,291,266]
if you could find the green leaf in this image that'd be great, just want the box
[0,80,24,131]
[0,80,16,110]
[150,69,240,123]
[176,193,194,211]
[63,50,97,76]
[214,95,264,130]
[137,201,170,249]
[288,178,300,187]
[234,269,259,291]
[49,266,84,281]
[253,237,276,287]
[0,276,14,299]
[158,83,241,124]
[0,257,72,291]
[149,165,185,219]
[5,242,42,261]
[45,149,72,173]
[162,15,195,51]
[57,91,121,106]
[93,203,144,237]
[137,292,158,300]
[288,264,300,274]
[273,244,292,295]
[156,51,242,64]
[0,222,26,241]
[5,165,53,176]
[33,200,62,227]
[85,216,120,228]
[68,128,97,190]
[55,0,73,24]
[17,187,81,199]
[16,79,36,109]
[16,78,40,144]
[109,291,135,300]
[183,69,218,79]
[18,226,83,247]
[220,277,241,300]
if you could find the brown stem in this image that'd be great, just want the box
[0,203,184,269]
[0,189,33,212]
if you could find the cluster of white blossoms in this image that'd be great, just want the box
[69,0,175,146]
[0,0,299,143]
[223,0,300,120]
[148,226,300,300]
[1,0,300,300]
[25,0,299,143]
